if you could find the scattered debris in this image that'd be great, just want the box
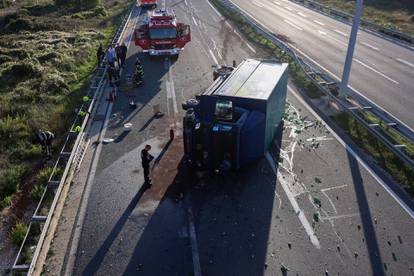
[313,197,322,207]
[281,264,289,273]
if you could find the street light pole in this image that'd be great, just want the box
[339,0,363,96]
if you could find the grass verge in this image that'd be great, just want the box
[307,0,414,36]
[333,112,414,196]
[0,0,131,212]
[210,0,414,197]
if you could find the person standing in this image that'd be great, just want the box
[119,43,128,68]
[115,44,122,67]
[141,145,154,185]
[107,45,116,68]
[97,43,104,67]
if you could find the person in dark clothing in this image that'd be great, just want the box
[119,43,128,68]
[97,44,104,67]
[37,129,54,156]
[141,144,154,185]
[115,44,122,67]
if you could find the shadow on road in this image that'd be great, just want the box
[187,128,283,275]
[347,151,385,276]
[81,183,150,275]
[122,159,195,275]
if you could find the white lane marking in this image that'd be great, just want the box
[208,49,219,65]
[353,58,399,84]
[207,0,221,17]
[191,15,199,27]
[273,1,281,5]
[167,59,178,114]
[318,30,347,47]
[284,19,303,30]
[288,41,414,132]
[298,11,307,17]
[321,184,348,192]
[334,29,348,37]
[253,0,264,8]
[313,20,325,26]
[287,86,414,220]
[187,204,202,276]
[265,152,321,249]
[184,0,188,6]
[285,6,293,11]
[361,42,380,51]
[246,42,257,53]
[396,58,414,69]
[322,213,359,221]
[225,21,232,29]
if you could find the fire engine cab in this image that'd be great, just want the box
[134,9,191,56]
[138,0,157,9]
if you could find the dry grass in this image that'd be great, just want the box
[314,0,414,35]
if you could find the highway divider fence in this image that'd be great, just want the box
[290,0,414,45]
[11,3,135,275]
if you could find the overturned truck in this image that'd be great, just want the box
[182,59,288,171]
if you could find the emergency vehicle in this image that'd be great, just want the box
[138,0,157,8]
[134,9,191,56]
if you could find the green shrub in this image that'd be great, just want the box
[36,166,63,186]
[0,115,32,150]
[0,165,29,200]
[31,185,45,202]
[0,195,13,210]
[9,222,28,247]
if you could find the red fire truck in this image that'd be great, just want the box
[138,0,157,8]
[134,9,191,56]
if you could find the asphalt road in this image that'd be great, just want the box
[231,0,414,130]
[71,0,414,275]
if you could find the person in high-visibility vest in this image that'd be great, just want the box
[134,58,144,86]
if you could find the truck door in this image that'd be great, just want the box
[134,28,151,49]
[177,24,191,48]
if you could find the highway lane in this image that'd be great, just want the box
[232,0,414,130]
[69,0,414,275]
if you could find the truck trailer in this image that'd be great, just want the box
[182,59,288,171]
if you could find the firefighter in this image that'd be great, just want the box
[37,129,54,156]
[141,144,154,185]
[134,58,144,86]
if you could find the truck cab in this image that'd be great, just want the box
[135,9,191,56]
[138,0,158,9]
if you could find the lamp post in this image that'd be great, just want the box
[339,0,363,96]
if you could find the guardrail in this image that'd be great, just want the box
[11,4,135,275]
[289,0,414,45]
[214,0,414,170]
